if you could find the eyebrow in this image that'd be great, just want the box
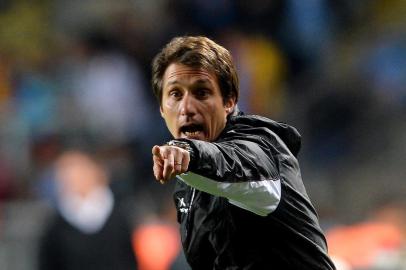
[166,78,213,87]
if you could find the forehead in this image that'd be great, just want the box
[163,63,218,86]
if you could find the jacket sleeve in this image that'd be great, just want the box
[176,129,284,216]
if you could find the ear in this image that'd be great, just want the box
[160,105,165,118]
[224,96,236,115]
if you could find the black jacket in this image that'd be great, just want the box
[173,114,335,270]
[39,202,137,270]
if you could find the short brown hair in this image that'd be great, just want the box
[151,36,239,105]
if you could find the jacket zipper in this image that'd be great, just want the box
[185,187,196,239]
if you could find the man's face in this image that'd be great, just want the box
[160,62,235,141]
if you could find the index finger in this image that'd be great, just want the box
[152,145,162,158]
[152,145,163,182]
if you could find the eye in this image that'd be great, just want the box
[169,89,182,99]
[195,88,210,99]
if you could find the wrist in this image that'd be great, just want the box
[166,140,195,162]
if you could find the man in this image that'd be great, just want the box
[39,149,137,270]
[151,36,335,270]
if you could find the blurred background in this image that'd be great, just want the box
[0,0,405,269]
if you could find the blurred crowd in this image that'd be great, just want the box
[0,0,405,269]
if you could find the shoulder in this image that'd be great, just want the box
[223,114,282,142]
[228,114,273,126]
[224,114,302,157]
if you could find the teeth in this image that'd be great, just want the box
[185,131,200,136]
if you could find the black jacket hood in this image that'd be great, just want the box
[228,113,302,157]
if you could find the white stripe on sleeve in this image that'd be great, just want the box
[177,172,281,216]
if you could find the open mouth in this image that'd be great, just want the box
[179,124,205,138]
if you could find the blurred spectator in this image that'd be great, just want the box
[38,149,137,270]
[327,199,406,270]
[131,187,190,270]
[133,222,184,270]
[67,31,153,146]
[277,0,335,75]
[361,36,406,109]
[222,32,287,118]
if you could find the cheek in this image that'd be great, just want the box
[208,107,226,130]
[165,98,176,108]
[163,99,179,115]
[161,106,178,135]
[163,107,177,123]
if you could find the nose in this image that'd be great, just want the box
[180,92,197,117]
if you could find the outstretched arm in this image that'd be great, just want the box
[152,135,283,216]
